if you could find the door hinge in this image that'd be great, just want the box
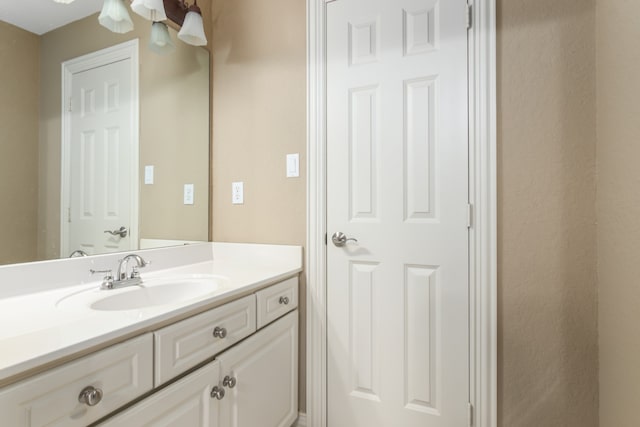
[324,233,328,245]
[468,402,474,426]
[68,207,71,223]
[466,3,473,30]
[467,203,473,229]
[68,97,73,112]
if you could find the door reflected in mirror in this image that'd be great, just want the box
[0,10,210,266]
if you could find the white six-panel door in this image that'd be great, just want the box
[64,58,135,256]
[326,0,469,426]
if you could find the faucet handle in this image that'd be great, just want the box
[90,269,114,289]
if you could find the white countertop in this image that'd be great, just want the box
[0,242,302,386]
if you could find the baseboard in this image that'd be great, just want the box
[293,412,307,427]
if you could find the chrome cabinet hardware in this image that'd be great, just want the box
[104,226,128,238]
[210,386,225,400]
[69,249,88,257]
[331,231,358,247]
[279,296,290,305]
[223,375,237,388]
[78,386,103,406]
[213,326,227,339]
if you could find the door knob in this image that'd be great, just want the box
[78,386,103,406]
[331,232,358,247]
[104,226,128,238]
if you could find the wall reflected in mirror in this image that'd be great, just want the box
[0,10,210,266]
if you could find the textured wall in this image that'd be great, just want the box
[596,2,640,426]
[497,1,599,426]
[38,12,210,260]
[0,21,39,264]
[210,0,307,412]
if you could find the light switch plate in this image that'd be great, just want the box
[184,184,194,205]
[232,182,244,204]
[286,153,299,178]
[144,165,154,184]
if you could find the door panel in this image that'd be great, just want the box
[66,58,134,256]
[327,0,469,426]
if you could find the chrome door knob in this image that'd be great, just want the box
[78,386,103,406]
[104,226,128,238]
[211,386,225,400]
[223,375,237,388]
[213,326,227,339]
[331,232,358,247]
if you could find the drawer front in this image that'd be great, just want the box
[0,334,153,427]
[256,277,298,329]
[99,359,221,427]
[155,294,256,385]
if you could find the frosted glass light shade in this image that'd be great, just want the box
[131,0,167,22]
[149,22,175,55]
[99,0,134,34]
[178,10,207,46]
[53,0,76,4]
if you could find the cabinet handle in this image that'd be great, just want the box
[78,386,103,406]
[223,375,237,388]
[211,386,225,400]
[279,296,290,305]
[213,326,227,339]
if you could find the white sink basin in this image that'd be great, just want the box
[56,275,229,312]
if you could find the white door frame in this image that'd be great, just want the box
[305,1,497,426]
[60,40,140,257]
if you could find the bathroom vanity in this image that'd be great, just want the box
[0,243,302,426]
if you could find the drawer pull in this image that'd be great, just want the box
[78,386,103,407]
[213,326,227,339]
[211,386,226,400]
[223,375,237,388]
[279,296,290,305]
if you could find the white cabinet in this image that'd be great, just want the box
[155,294,257,385]
[0,334,153,427]
[255,276,298,329]
[99,311,298,427]
[99,359,222,427]
[217,310,298,427]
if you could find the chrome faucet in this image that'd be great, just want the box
[115,254,149,287]
[91,254,149,290]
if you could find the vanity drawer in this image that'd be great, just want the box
[154,294,256,385]
[256,276,298,329]
[0,333,153,427]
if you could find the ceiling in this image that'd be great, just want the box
[0,0,103,35]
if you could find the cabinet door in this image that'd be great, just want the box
[0,334,153,427]
[99,360,222,427]
[217,310,298,427]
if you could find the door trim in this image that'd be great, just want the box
[305,1,497,426]
[60,40,140,257]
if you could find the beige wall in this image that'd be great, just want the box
[497,1,599,426]
[38,12,210,260]
[596,2,640,426]
[0,21,40,264]
[210,0,307,411]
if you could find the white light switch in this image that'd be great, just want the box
[184,184,194,205]
[232,182,244,204]
[144,165,154,184]
[286,153,299,178]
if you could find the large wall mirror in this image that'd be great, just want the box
[0,2,210,266]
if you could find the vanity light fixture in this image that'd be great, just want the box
[98,0,134,34]
[149,22,176,55]
[58,0,207,51]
